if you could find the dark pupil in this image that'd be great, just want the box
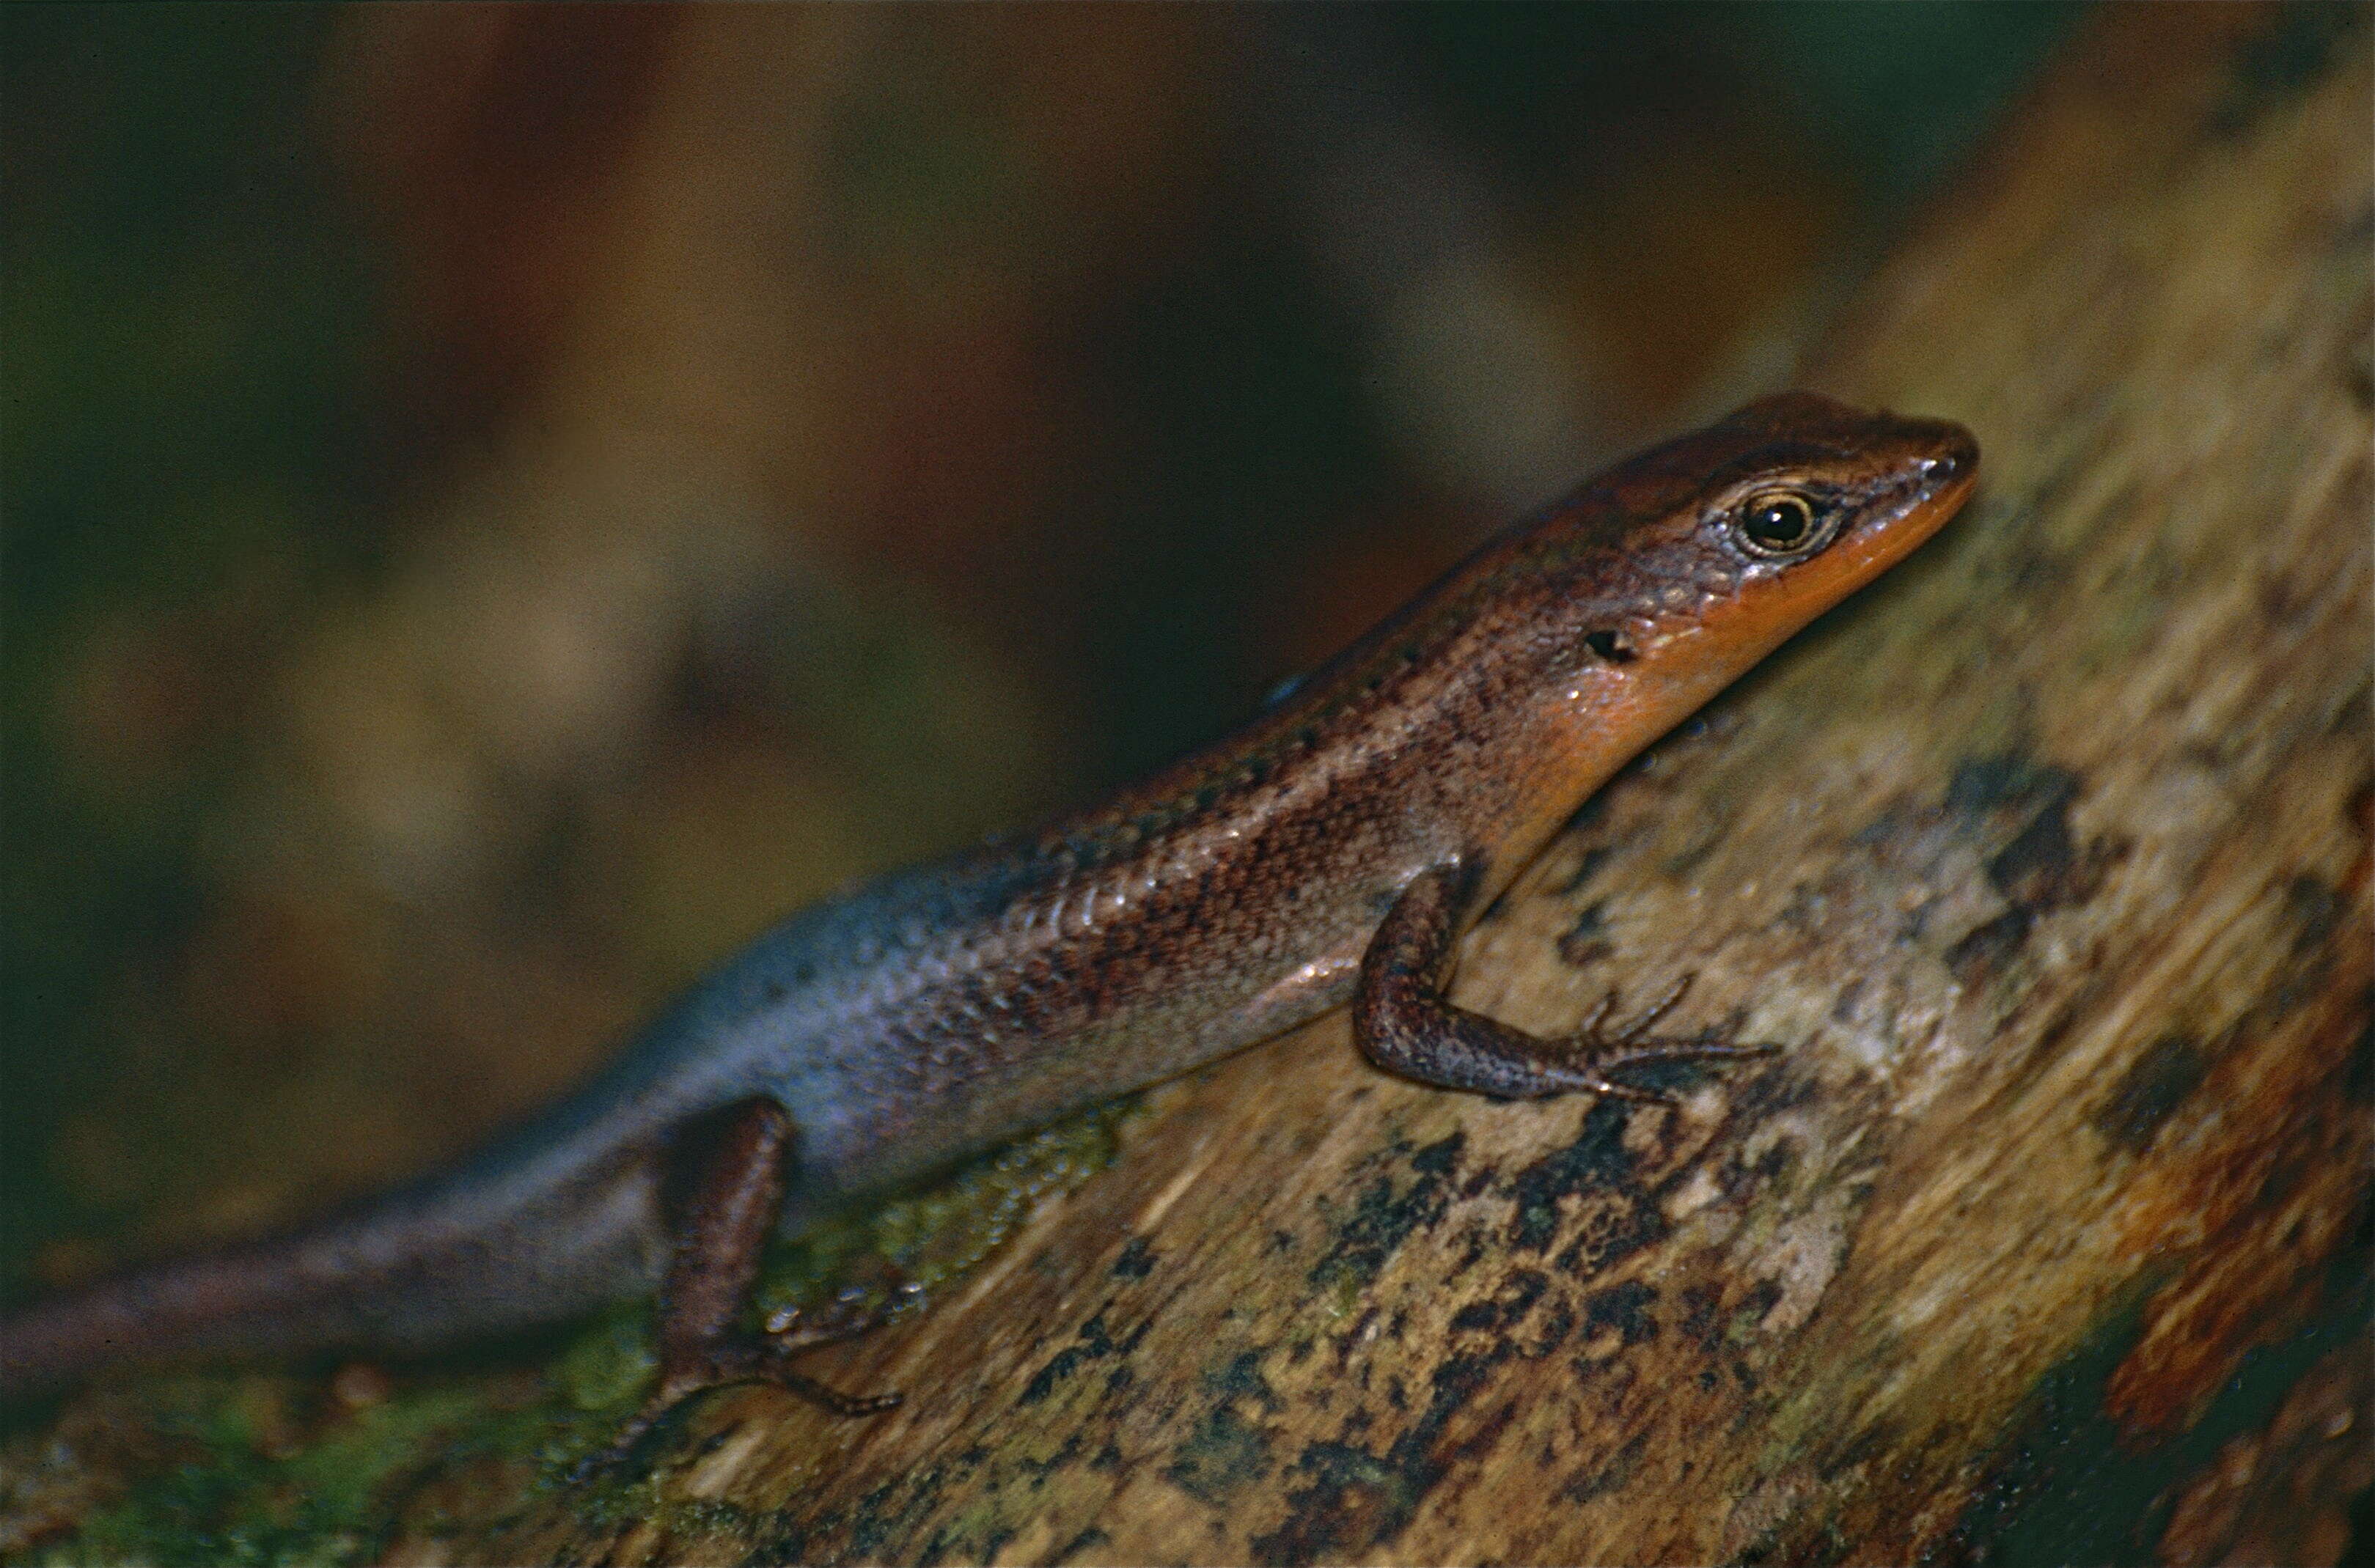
[1746,496,1813,550]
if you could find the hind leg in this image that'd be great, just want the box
[582,1097,912,1476]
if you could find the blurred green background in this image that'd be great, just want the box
[0,3,2079,1308]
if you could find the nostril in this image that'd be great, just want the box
[1923,441,1975,485]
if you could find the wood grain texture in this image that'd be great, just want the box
[448,6,2372,1562]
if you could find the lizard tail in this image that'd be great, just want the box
[0,1141,667,1402]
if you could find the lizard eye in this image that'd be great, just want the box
[1732,487,1833,559]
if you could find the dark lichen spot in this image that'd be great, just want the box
[1551,1199,1667,1278]
[1410,1133,1464,1178]
[1052,1526,1112,1564]
[1439,1269,1555,1342]
[1851,800,1915,850]
[1252,1442,1412,1566]
[1307,1150,1458,1293]
[1995,792,2128,913]
[1162,1404,1275,1504]
[1945,753,2074,817]
[1556,1429,1650,1505]
[1528,1298,1576,1359]
[1752,1138,1798,1185]
[1017,1344,1092,1407]
[1829,979,1867,1025]
[1016,1315,1123,1405]
[1255,1342,1523,1564]
[1580,1281,1660,1347]
[1739,1277,1785,1328]
[2281,874,2344,957]
[1987,800,2077,905]
[1677,1281,1726,1350]
[1557,899,1613,968]
[1204,1348,1282,1412]
[1110,1235,1156,1279]
[1558,844,1612,896]
[1505,1114,1637,1253]
[1945,907,2034,984]
[1450,1300,1500,1333]
[2090,1035,2209,1152]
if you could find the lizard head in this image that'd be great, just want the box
[1547,391,1978,717]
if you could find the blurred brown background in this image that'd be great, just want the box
[0,4,2076,1301]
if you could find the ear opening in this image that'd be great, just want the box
[1582,630,1637,665]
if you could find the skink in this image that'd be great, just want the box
[0,393,1977,1443]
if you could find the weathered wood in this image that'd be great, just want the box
[4,8,2352,1564]
[427,5,2368,1564]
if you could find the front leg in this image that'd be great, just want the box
[1353,861,1775,1104]
[586,1097,911,1475]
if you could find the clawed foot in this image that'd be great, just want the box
[570,1278,922,1483]
[1558,973,1779,1105]
[763,1277,926,1362]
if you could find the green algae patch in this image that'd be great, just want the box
[5,1097,1140,1565]
[752,1097,1139,1325]
[25,1376,516,1568]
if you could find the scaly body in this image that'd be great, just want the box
[0,394,1975,1430]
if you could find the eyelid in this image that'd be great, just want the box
[1706,481,1819,531]
[1725,485,1848,559]
[1732,476,1834,504]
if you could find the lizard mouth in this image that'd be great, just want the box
[1846,422,1981,573]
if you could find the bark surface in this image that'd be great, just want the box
[429,7,2375,1563]
[0,7,2341,1565]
